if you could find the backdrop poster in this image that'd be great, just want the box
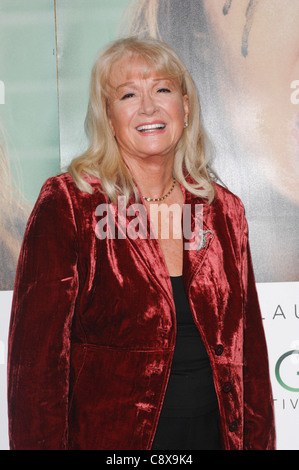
[0,0,298,450]
[0,0,61,291]
[257,282,299,450]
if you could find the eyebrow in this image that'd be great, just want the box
[115,78,174,92]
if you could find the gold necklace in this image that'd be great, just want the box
[142,179,176,202]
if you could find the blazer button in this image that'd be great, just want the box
[215,344,224,356]
[229,420,238,432]
[222,381,232,393]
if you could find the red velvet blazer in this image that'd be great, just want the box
[7,172,275,450]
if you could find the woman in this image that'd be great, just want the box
[7,37,275,450]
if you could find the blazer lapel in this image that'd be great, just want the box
[181,184,214,293]
[112,192,176,312]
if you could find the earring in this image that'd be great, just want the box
[184,121,188,128]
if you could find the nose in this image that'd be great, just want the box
[139,92,158,115]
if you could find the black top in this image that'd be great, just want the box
[159,275,219,417]
[151,275,221,450]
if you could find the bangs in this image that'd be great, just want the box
[128,52,186,89]
[102,42,187,98]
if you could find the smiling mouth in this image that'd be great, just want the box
[136,123,166,132]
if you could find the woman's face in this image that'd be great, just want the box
[107,56,189,164]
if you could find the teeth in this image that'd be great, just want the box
[137,123,166,132]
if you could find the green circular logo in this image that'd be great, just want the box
[275,350,299,392]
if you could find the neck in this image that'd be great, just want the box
[124,155,175,200]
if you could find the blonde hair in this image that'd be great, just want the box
[68,36,215,204]
[0,134,29,289]
[119,0,160,39]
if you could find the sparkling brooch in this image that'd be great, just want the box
[197,229,214,252]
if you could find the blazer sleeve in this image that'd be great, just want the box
[240,208,276,450]
[7,176,79,450]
